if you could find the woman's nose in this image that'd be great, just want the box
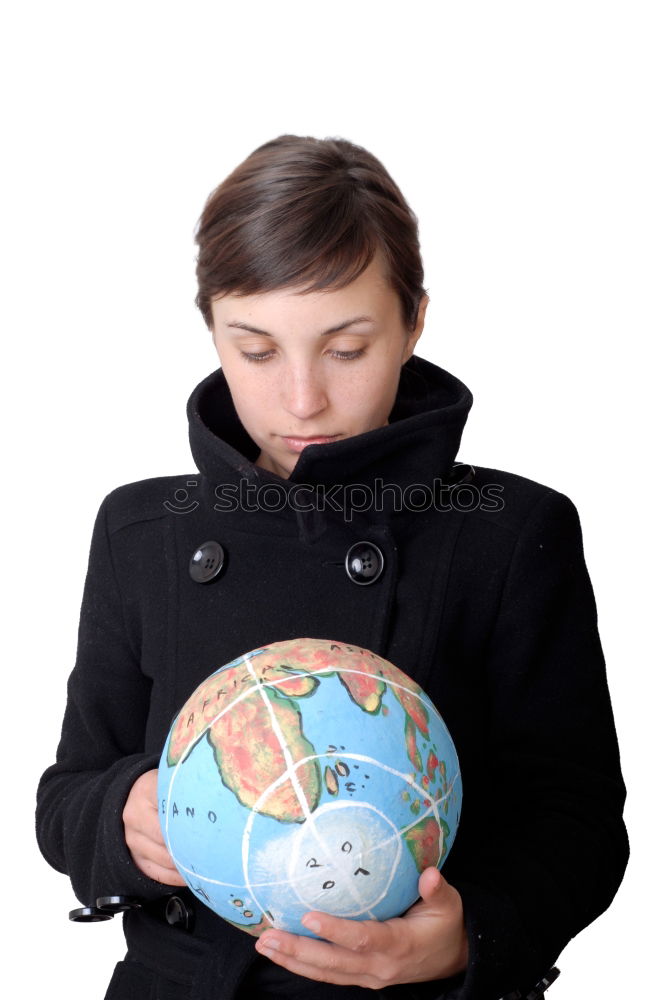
[282,366,328,420]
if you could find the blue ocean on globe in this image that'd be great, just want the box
[157,637,462,937]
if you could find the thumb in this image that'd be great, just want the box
[418,865,451,905]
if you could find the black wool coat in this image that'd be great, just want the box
[36,354,628,1000]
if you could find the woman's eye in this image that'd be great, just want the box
[330,348,366,361]
[241,348,366,363]
[241,350,274,363]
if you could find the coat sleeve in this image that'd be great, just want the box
[35,493,168,906]
[444,489,629,1000]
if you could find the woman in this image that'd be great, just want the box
[36,134,628,1000]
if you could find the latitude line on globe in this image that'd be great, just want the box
[240,749,441,884]
[173,748,426,892]
[168,753,451,889]
[172,774,456,896]
[173,654,438,768]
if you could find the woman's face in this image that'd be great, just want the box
[210,253,428,479]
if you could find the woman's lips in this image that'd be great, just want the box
[281,435,341,452]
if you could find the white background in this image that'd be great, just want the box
[2,1,666,996]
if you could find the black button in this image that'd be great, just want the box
[96,895,143,914]
[499,967,560,1000]
[69,905,114,922]
[448,462,475,486]
[163,894,195,931]
[345,542,384,585]
[189,541,225,583]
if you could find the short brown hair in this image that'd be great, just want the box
[194,134,426,331]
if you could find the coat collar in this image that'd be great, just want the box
[186,354,473,531]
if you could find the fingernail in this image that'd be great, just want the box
[302,915,321,934]
[258,935,279,953]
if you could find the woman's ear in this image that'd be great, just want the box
[403,293,429,363]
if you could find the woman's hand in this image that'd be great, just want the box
[122,768,187,886]
[255,866,468,989]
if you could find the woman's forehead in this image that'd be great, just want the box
[211,254,399,328]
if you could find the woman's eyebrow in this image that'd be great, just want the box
[226,315,375,337]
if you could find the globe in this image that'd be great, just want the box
[157,637,462,937]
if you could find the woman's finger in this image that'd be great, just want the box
[255,932,377,987]
[126,830,178,872]
[300,911,394,954]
